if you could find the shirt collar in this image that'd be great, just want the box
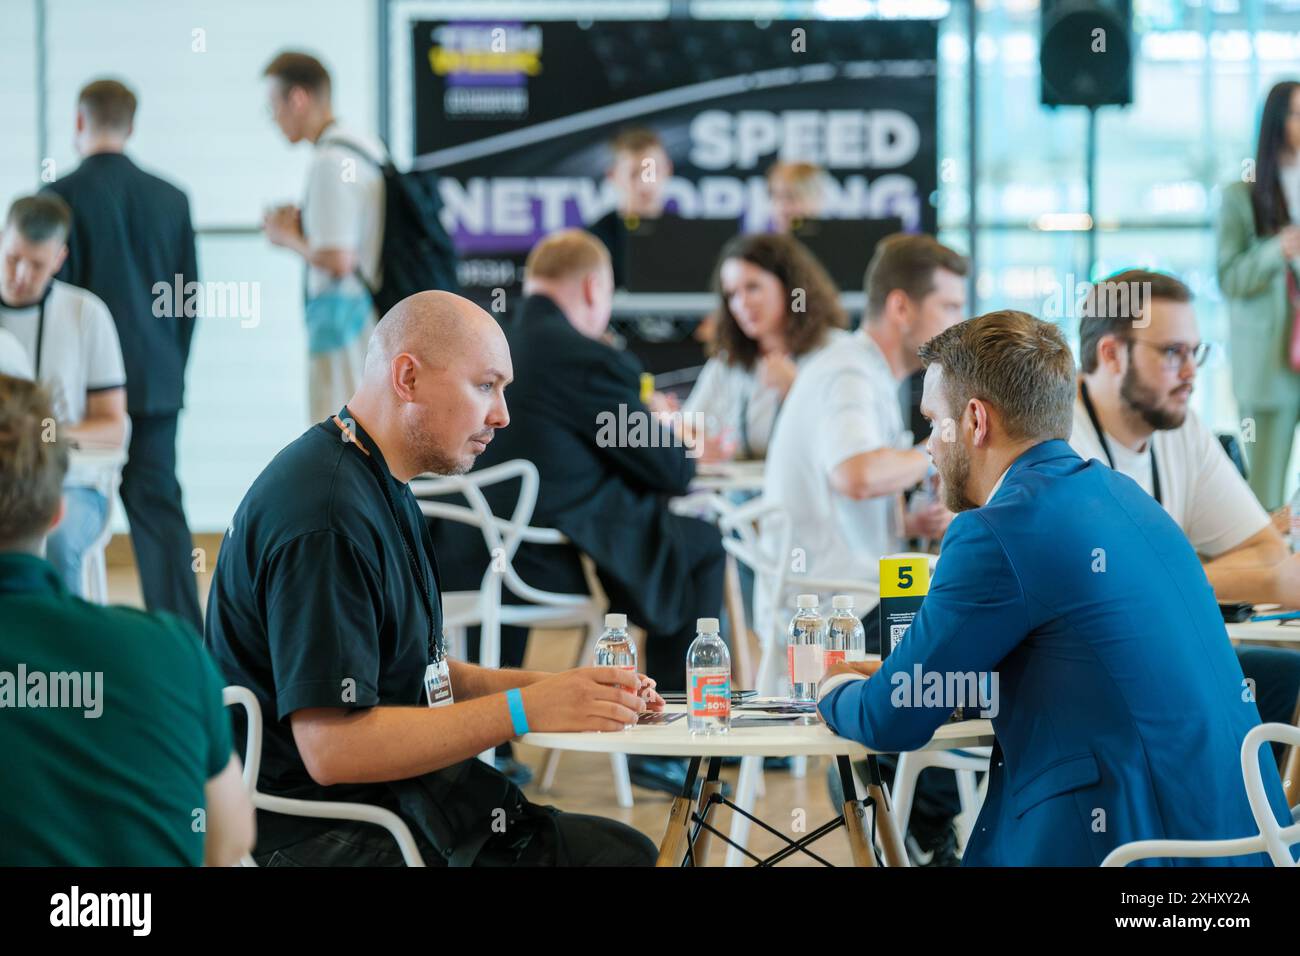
[332,405,402,485]
[984,466,1013,505]
[0,553,66,597]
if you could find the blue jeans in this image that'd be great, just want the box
[46,486,108,598]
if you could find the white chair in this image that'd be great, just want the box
[892,747,991,856]
[222,685,426,867]
[1102,722,1300,867]
[700,493,885,866]
[74,443,128,605]
[411,459,633,808]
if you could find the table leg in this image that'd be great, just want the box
[864,755,909,867]
[655,756,702,867]
[837,755,877,867]
[689,757,724,867]
[1283,693,1300,806]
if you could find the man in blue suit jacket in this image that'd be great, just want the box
[818,310,1293,866]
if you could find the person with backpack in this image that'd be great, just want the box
[261,51,389,423]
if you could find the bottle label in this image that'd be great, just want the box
[824,649,846,669]
[788,643,823,683]
[689,671,730,718]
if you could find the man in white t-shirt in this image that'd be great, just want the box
[261,51,385,423]
[0,329,31,379]
[764,235,966,614]
[0,194,127,596]
[764,232,968,864]
[1072,268,1300,744]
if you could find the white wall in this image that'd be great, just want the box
[0,0,379,531]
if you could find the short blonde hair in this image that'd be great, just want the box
[525,229,611,283]
[767,161,824,199]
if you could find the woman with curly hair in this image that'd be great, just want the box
[682,233,847,461]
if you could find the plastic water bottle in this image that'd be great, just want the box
[788,594,827,702]
[594,613,637,729]
[1290,480,1300,553]
[828,595,867,666]
[686,618,730,734]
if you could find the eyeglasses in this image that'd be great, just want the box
[1129,339,1212,371]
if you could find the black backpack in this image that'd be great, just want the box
[323,135,461,315]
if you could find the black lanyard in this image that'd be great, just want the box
[0,290,47,378]
[332,414,443,663]
[1079,380,1162,505]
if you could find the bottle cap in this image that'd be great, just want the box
[697,617,720,634]
[604,613,627,629]
[796,594,819,608]
[832,595,855,609]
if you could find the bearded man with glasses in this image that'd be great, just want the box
[1072,269,1300,759]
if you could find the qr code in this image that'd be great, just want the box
[889,624,908,650]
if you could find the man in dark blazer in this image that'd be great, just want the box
[431,229,725,793]
[45,79,201,630]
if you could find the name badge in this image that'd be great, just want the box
[423,659,453,708]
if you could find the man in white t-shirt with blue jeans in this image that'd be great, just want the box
[0,194,128,596]
[262,51,385,423]
[1072,268,1300,757]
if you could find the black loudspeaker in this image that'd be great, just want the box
[1040,0,1134,107]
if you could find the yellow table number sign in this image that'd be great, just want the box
[878,553,930,659]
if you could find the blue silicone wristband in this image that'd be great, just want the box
[506,688,530,736]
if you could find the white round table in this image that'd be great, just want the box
[523,705,994,867]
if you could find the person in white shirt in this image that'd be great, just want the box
[0,194,127,596]
[1072,268,1300,750]
[261,51,385,424]
[765,232,967,864]
[681,233,848,460]
[763,234,966,623]
[0,328,31,379]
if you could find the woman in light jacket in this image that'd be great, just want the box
[682,233,847,461]
[1217,80,1300,509]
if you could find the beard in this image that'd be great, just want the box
[1120,364,1188,431]
[402,414,474,477]
[936,439,980,513]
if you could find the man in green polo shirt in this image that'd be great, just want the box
[0,374,254,866]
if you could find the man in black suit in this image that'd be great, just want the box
[431,229,725,793]
[45,79,201,629]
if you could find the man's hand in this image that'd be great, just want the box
[518,667,645,733]
[263,204,303,249]
[905,499,953,540]
[822,659,884,684]
[636,674,665,712]
[1272,552,1300,610]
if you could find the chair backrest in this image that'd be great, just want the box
[1242,722,1300,867]
[222,685,263,790]
[412,459,588,609]
[701,492,882,644]
[221,684,426,867]
[1102,722,1300,867]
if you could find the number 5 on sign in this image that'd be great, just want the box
[878,554,931,660]
[880,557,929,597]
